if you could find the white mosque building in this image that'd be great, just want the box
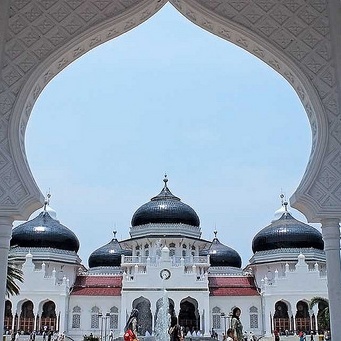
[5,176,328,339]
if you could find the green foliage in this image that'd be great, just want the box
[6,256,24,297]
[309,297,330,331]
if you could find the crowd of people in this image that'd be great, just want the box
[6,330,65,341]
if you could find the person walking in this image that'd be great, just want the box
[231,307,243,341]
[124,309,139,341]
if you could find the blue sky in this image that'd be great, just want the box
[21,3,313,266]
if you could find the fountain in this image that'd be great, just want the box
[154,289,170,341]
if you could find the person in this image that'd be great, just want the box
[124,309,139,341]
[299,331,306,341]
[310,331,314,341]
[168,316,182,341]
[109,330,114,341]
[231,307,243,341]
[274,329,280,341]
[226,329,234,341]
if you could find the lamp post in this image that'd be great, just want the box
[228,312,233,329]
[98,313,112,341]
[221,313,228,338]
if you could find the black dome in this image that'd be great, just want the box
[252,212,324,253]
[88,233,131,268]
[11,211,79,252]
[201,235,242,268]
[131,177,200,227]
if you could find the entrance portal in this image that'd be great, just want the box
[178,298,199,333]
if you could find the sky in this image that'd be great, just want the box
[19,3,314,267]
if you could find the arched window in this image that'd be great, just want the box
[144,244,149,257]
[169,243,176,257]
[72,306,81,328]
[109,306,119,329]
[212,307,221,329]
[182,244,187,257]
[91,306,100,329]
[249,306,258,329]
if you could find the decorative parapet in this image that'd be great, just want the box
[129,223,202,238]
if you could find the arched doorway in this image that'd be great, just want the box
[133,297,152,336]
[316,300,329,333]
[295,301,310,333]
[273,301,290,334]
[40,301,57,332]
[4,301,13,333]
[19,301,35,333]
[178,297,199,333]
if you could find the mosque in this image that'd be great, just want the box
[5,176,328,339]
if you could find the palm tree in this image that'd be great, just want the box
[309,297,329,331]
[6,256,23,296]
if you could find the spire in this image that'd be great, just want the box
[272,191,291,222]
[163,173,168,187]
[280,192,284,206]
[42,191,57,219]
[151,174,180,201]
[43,192,51,213]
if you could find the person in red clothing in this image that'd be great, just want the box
[274,330,280,341]
[124,309,139,341]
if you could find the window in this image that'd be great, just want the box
[249,306,258,329]
[144,244,149,257]
[110,306,119,329]
[212,307,221,329]
[72,306,81,328]
[91,306,100,329]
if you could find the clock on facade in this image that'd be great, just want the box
[160,268,171,280]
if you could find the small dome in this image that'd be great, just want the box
[11,211,79,252]
[88,232,131,268]
[201,232,242,268]
[131,176,200,227]
[252,211,323,253]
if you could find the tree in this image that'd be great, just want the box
[309,297,329,331]
[6,256,23,296]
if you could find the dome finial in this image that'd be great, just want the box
[284,201,288,212]
[214,229,217,238]
[280,191,285,206]
[163,173,168,187]
[113,230,117,238]
[43,191,51,213]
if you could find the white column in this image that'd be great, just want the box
[321,218,341,339]
[0,217,14,333]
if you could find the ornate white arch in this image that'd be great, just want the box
[1,0,341,337]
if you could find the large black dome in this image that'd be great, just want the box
[131,177,200,227]
[252,212,324,253]
[88,232,131,268]
[11,211,80,252]
[201,233,242,268]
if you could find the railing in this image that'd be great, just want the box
[121,255,209,266]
